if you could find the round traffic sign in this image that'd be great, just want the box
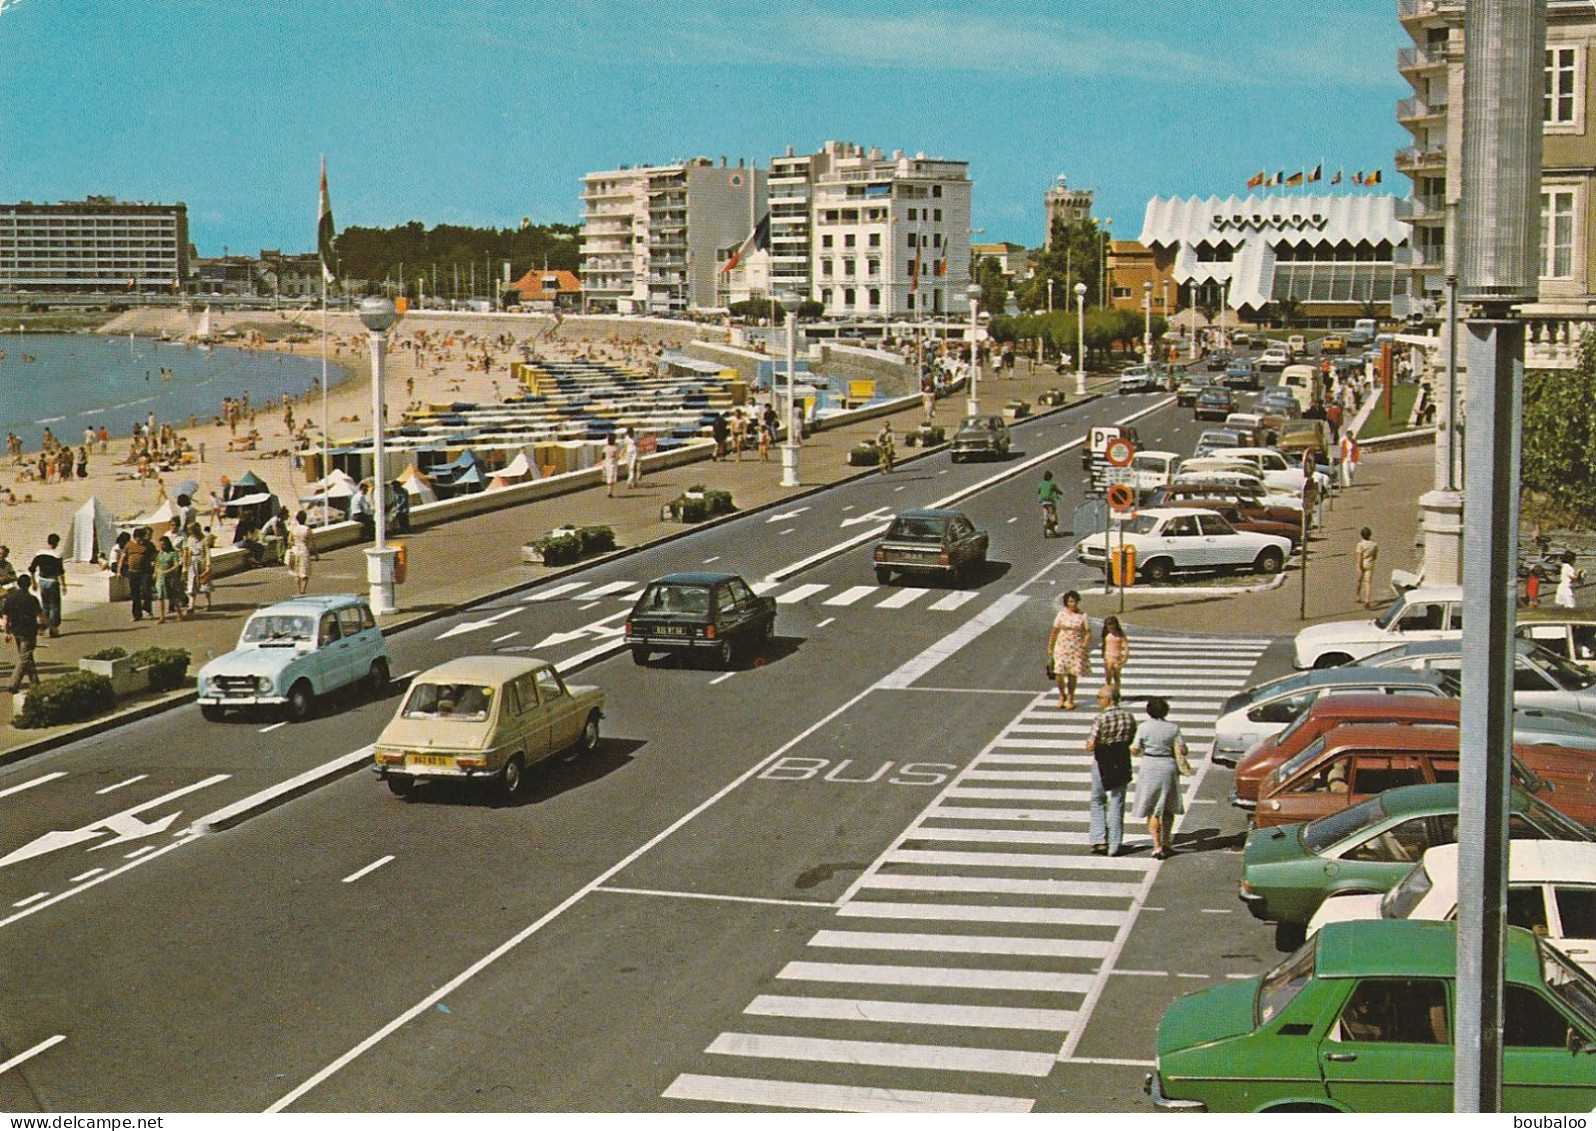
[1106,483,1136,511]
[1104,437,1135,467]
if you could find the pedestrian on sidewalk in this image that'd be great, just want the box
[0,545,16,595]
[730,410,747,463]
[622,428,641,487]
[1355,527,1379,608]
[1339,430,1359,488]
[1556,551,1584,609]
[710,412,728,461]
[921,375,936,424]
[1086,685,1136,857]
[1132,696,1189,860]
[122,526,156,621]
[28,533,66,638]
[184,522,212,610]
[875,421,895,474]
[3,574,44,694]
[287,510,313,596]
[602,434,619,498]
[155,534,187,623]
[1100,615,1129,700]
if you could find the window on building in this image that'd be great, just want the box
[908,232,918,248]
[868,288,881,308]
[844,288,856,307]
[933,185,943,197]
[1546,46,1579,125]
[1542,188,1576,278]
[1113,287,1131,299]
[934,209,942,221]
[933,233,942,248]
[844,259,856,276]
[844,234,856,248]
[821,260,834,278]
[868,232,881,248]
[907,293,916,311]
[822,234,833,249]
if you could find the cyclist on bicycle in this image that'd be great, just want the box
[1038,470,1063,536]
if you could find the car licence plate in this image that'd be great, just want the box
[408,754,454,768]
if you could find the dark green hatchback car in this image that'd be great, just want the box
[1239,782,1593,933]
[1147,919,1596,1112]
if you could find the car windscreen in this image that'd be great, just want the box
[1542,940,1596,1033]
[1257,940,1317,1025]
[1124,515,1159,536]
[1373,599,1407,630]
[401,682,494,721]
[1379,859,1435,919]
[1302,794,1389,854]
[242,615,315,645]
[639,584,711,616]
[1526,793,1596,842]
[1536,647,1596,690]
[1273,735,1327,783]
[886,517,949,542]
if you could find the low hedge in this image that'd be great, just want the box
[128,646,191,691]
[847,442,880,467]
[16,671,115,728]
[530,525,618,566]
[1038,388,1066,406]
[665,488,736,523]
[86,646,129,661]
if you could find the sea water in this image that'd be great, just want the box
[0,333,352,447]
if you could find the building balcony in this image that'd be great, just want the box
[1524,313,1596,370]
[1397,46,1445,72]
[1399,0,1462,23]
[1397,96,1448,123]
[1395,193,1448,222]
[1396,144,1447,172]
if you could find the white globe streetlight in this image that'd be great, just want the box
[1143,280,1154,365]
[359,296,401,614]
[1074,282,1087,395]
[965,282,982,415]
[778,291,802,488]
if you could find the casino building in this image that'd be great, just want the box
[1133,194,1410,326]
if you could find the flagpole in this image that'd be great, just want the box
[321,272,330,529]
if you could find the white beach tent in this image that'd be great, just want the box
[306,468,358,499]
[487,450,534,491]
[66,496,117,564]
[129,498,177,530]
[398,465,439,505]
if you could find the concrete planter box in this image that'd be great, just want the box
[1003,401,1031,420]
[78,656,150,698]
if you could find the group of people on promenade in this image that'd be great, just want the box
[1048,591,1188,860]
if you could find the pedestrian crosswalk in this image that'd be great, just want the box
[661,634,1272,1113]
[521,578,986,614]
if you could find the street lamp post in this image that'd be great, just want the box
[1189,280,1200,360]
[1047,278,1054,313]
[1074,282,1087,395]
[359,297,401,615]
[965,283,982,415]
[1143,280,1154,365]
[779,291,801,488]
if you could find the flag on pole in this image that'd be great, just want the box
[1286,170,1305,187]
[1366,169,1382,185]
[317,157,336,285]
[1353,171,1365,185]
[1308,164,1322,183]
[720,213,771,273]
[1247,171,1265,189]
[1332,169,1343,185]
[910,243,921,291]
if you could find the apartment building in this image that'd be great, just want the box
[0,196,189,293]
[579,158,766,314]
[1043,175,1095,248]
[1395,0,1596,366]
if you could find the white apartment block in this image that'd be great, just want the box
[579,158,766,314]
[0,195,189,293]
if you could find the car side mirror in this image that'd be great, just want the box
[1567,1028,1596,1055]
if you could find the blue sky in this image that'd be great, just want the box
[0,1,1408,255]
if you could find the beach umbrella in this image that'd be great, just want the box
[172,478,200,501]
[66,496,116,563]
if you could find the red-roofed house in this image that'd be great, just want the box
[508,268,582,311]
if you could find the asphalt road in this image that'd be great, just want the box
[0,382,1303,1113]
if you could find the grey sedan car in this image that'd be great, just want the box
[949,415,1011,462]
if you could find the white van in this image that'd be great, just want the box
[1279,364,1318,410]
[1287,334,1307,357]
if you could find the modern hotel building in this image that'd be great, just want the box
[0,196,189,294]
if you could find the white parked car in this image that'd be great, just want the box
[1073,506,1292,584]
[1293,585,1465,669]
[1128,450,1180,496]
[1259,346,1291,372]
[1172,467,1302,511]
[1118,364,1161,394]
[1357,637,1596,716]
[1208,447,1329,497]
[1308,841,1596,976]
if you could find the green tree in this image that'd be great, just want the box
[1522,331,1596,525]
[976,256,1008,317]
[1275,297,1303,329]
[1015,217,1106,313]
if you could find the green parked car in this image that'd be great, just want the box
[1239,783,1593,938]
[1147,919,1596,1112]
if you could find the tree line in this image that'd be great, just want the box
[329,220,580,296]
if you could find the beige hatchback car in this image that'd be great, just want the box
[373,655,603,799]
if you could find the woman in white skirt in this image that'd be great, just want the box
[1132,696,1188,860]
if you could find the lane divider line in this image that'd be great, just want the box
[191,747,374,836]
[95,774,148,795]
[0,772,67,800]
[0,1034,65,1076]
[342,855,395,884]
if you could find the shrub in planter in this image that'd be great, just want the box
[15,671,115,728]
[128,646,191,692]
[847,442,880,467]
[911,425,946,446]
[576,525,617,555]
[1003,399,1031,419]
[672,489,735,522]
[1038,389,1066,406]
[529,531,583,566]
[86,647,129,662]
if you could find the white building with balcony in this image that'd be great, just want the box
[579,158,766,314]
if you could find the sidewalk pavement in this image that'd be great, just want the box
[0,361,1441,764]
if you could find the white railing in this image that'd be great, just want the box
[1526,316,1595,370]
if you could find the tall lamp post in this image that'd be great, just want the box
[1074,282,1087,395]
[359,297,401,615]
[1189,280,1200,360]
[1162,278,1170,360]
[1142,280,1154,365]
[965,283,982,415]
[779,291,801,488]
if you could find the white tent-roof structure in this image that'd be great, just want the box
[66,497,117,564]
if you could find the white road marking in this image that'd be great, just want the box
[579,601,600,611]
[706,1031,1055,1077]
[663,1074,1031,1114]
[581,580,636,598]
[595,886,831,909]
[746,995,1077,1032]
[778,962,1095,994]
[751,579,780,594]
[1006,515,1018,523]
[874,586,927,609]
[702,555,722,563]
[69,868,104,882]
[709,672,737,685]
[859,875,1139,899]
[11,892,50,908]
[521,581,588,602]
[839,901,1124,927]
[779,528,795,535]
[342,855,395,884]
[809,929,1111,959]
[774,583,826,604]
[815,617,834,628]
[95,775,148,795]
[823,585,874,606]
[0,772,67,800]
[0,1034,66,1076]
[0,774,230,868]
[259,722,287,734]
[491,631,520,643]
[928,590,978,611]
[123,846,155,859]
[877,594,1028,690]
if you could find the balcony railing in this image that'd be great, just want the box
[1526,316,1596,370]
[1396,144,1447,170]
[1397,96,1447,122]
[1397,46,1441,70]
[1399,0,1461,21]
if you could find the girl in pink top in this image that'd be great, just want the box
[1101,615,1129,699]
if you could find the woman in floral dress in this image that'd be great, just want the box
[1047,590,1092,710]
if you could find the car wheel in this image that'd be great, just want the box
[286,680,315,723]
[366,657,391,695]
[1254,547,1285,575]
[200,704,226,723]
[631,646,649,666]
[1142,558,1172,584]
[760,617,775,644]
[875,566,892,585]
[386,774,414,797]
[1314,652,1352,669]
[717,638,735,668]
[499,754,526,799]
[578,711,601,755]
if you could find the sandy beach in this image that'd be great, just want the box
[0,309,707,596]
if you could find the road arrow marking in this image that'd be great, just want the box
[766,507,810,523]
[534,609,629,649]
[0,774,229,868]
[435,607,520,641]
[840,506,892,528]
